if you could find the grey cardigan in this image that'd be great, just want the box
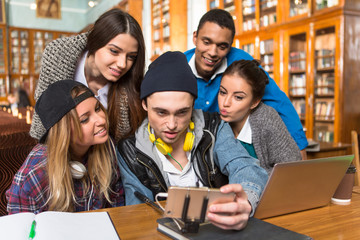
[250,102,302,174]
[30,33,88,140]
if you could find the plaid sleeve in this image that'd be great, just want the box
[6,144,49,214]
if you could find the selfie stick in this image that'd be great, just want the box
[180,193,209,233]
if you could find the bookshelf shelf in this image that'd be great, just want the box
[151,0,187,59]
[289,58,307,63]
[315,94,335,98]
[289,94,306,98]
[316,67,335,72]
[290,69,306,74]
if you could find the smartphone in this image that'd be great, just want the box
[164,186,235,221]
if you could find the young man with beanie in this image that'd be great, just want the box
[185,9,308,159]
[117,51,268,230]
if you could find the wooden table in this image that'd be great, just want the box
[96,186,360,239]
[307,141,352,159]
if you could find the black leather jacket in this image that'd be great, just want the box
[117,112,228,198]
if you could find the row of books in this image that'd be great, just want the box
[315,73,334,85]
[0,78,5,97]
[10,30,29,39]
[260,0,277,8]
[243,43,255,56]
[314,128,334,142]
[224,5,235,13]
[290,60,306,72]
[314,100,334,120]
[316,56,335,69]
[261,54,273,65]
[260,13,276,27]
[315,73,335,95]
[290,73,306,87]
[290,1,308,17]
[153,26,171,41]
[291,99,306,117]
[260,40,273,54]
[243,19,256,31]
[315,49,335,57]
[316,0,339,10]
[242,0,256,15]
[289,51,306,60]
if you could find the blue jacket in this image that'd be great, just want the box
[184,47,308,150]
[117,110,268,214]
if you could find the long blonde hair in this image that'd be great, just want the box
[45,85,115,212]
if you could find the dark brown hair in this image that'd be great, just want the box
[196,9,235,41]
[86,9,146,140]
[223,60,269,103]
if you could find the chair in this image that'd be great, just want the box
[351,130,360,186]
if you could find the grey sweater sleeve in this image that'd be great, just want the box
[251,103,302,175]
[30,33,88,140]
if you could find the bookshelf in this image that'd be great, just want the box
[33,30,54,74]
[313,26,336,142]
[259,0,278,28]
[216,0,360,144]
[6,27,74,105]
[314,0,339,11]
[150,0,187,60]
[242,42,256,57]
[260,38,274,79]
[0,25,7,104]
[288,32,307,128]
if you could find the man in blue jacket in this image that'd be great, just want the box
[184,9,308,158]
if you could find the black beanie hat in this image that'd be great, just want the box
[140,51,197,100]
[35,80,94,141]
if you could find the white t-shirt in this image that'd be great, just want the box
[155,147,203,188]
[74,51,110,109]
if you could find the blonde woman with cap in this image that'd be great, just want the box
[6,80,124,214]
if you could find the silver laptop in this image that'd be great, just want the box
[254,155,354,219]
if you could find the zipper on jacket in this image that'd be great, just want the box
[136,157,167,192]
[200,137,214,188]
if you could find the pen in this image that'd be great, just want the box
[134,191,164,213]
[28,220,36,240]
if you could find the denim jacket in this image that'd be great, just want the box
[117,110,268,215]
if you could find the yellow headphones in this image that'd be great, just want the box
[147,121,195,155]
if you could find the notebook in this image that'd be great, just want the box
[0,211,120,240]
[254,155,354,219]
[157,217,313,240]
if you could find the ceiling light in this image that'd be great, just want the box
[88,1,98,8]
[30,3,37,10]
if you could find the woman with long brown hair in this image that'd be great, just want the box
[30,8,146,144]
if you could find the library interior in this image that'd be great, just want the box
[0,0,360,239]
